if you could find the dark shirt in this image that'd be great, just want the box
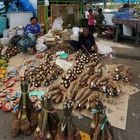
[95,13,105,24]
[79,34,95,50]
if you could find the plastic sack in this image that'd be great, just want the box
[45,0,49,6]
[52,17,64,31]
[97,45,112,55]
[0,38,10,45]
[72,27,80,35]
[36,41,47,53]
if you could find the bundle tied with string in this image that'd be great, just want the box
[11,77,38,137]
[55,100,81,140]
[34,95,60,140]
[90,100,113,140]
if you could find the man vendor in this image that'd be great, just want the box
[70,28,98,55]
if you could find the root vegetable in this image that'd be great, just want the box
[48,89,61,96]
[94,63,103,73]
[85,62,96,68]
[55,95,63,103]
[75,87,89,101]
[96,77,109,86]
[87,73,101,86]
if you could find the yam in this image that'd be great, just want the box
[96,77,109,86]
[48,89,61,96]
[71,81,80,99]
[80,74,89,84]
[77,88,91,104]
[52,94,60,101]
[75,87,88,101]
[48,83,60,91]
[55,95,63,104]
[85,62,96,68]
[94,63,103,73]
[87,73,101,86]
[67,81,77,99]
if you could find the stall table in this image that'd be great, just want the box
[112,18,140,44]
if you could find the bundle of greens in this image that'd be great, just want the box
[11,79,38,137]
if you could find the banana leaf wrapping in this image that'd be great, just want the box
[55,100,81,140]
[34,95,60,140]
[11,79,38,137]
[90,100,113,140]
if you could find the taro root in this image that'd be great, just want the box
[34,95,59,140]
[112,65,132,82]
[11,79,37,138]
[90,100,113,140]
[26,54,63,88]
[4,44,18,58]
[55,100,81,140]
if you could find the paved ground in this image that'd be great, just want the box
[0,38,140,140]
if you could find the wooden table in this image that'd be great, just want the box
[112,18,140,44]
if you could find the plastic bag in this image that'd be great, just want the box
[52,17,64,31]
[45,0,49,6]
[36,41,47,53]
[72,27,80,35]
[97,45,112,55]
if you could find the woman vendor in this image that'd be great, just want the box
[24,17,42,36]
[11,17,42,54]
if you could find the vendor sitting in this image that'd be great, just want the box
[24,17,42,36]
[17,17,42,54]
[70,28,98,56]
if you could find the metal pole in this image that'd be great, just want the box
[103,0,106,9]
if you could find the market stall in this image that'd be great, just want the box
[0,24,139,139]
[112,18,140,44]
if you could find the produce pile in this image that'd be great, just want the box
[34,95,60,140]
[49,42,74,55]
[11,79,38,137]
[11,79,82,140]
[25,52,64,88]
